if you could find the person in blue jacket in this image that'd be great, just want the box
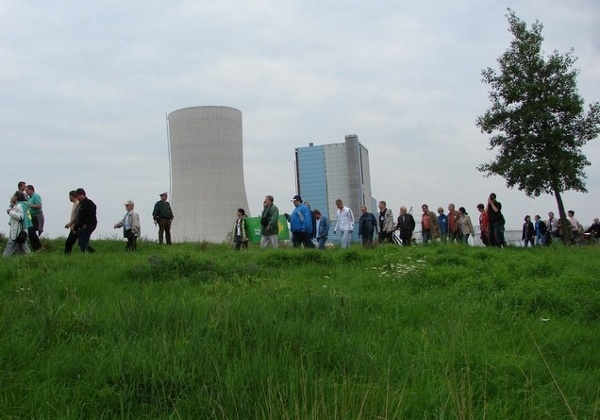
[313,209,330,249]
[287,195,314,248]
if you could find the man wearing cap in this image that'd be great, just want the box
[114,200,141,251]
[287,195,314,248]
[153,192,174,245]
[260,195,279,248]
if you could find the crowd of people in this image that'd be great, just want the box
[3,182,176,257]
[255,192,600,250]
[4,184,599,256]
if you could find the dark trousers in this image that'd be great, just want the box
[378,231,393,244]
[399,230,413,246]
[317,236,328,249]
[64,230,78,254]
[125,230,137,251]
[78,225,96,253]
[292,231,314,248]
[28,216,42,251]
[361,234,374,248]
[158,219,172,244]
[489,221,505,247]
[234,235,248,250]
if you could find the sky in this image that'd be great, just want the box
[1,0,599,241]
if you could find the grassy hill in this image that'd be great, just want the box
[1,239,598,418]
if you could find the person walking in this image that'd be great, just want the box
[437,207,448,243]
[358,206,378,247]
[74,188,97,253]
[377,201,394,244]
[114,200,141,251]
[64,190,80,254]
[421,204,440,244]
[288,195,314,248]
[487,193,505,247]
[232,208,249,250]
[533,215,548,246]
[25,184,44,252]
[334,199,354,248]
[260,195,279,248]
[152,192,174,245]
[396,206,416,246]
[477,203,490,246]
[313,209,330,249]
[458,207,475,245]
[3,192,32,257]
[522,215,535,247]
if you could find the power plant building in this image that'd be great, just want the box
[295,135,376,242]
[167,106,249,242]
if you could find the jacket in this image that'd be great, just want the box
[290,204,313,233]
[7,202,30,241]
[316,216,330,239]
[459,214,475,236]
[232,215,248,242]
[379,208,394,232]
[358,212,377,237]
[396,213,416,233]
[260,205,279,236]
[115,211,141,237]
[422,211,441,239]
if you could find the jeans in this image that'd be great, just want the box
[78,225,96,253]
[317,236,328,249]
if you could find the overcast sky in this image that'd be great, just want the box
[2,0,599,241]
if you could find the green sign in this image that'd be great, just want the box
[245,216,290,244]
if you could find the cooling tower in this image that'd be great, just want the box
[167,106,249,242]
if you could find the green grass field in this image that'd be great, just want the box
[1,239,598,419]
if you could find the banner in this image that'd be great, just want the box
[245,216,290,244]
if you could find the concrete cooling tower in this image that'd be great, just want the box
[167,106,249,242]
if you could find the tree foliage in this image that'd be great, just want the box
[477,10,600,199]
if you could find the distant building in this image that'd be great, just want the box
[167,106,249,242]
[295,135,376,242]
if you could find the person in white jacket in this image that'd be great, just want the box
[333,199,355,248]
[3,192,31,257]
[114,200,141,251]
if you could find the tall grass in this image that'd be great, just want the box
[0,239,598,418]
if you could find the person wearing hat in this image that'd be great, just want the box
[287,195,314,248]
[114,200,141,251]
[152,192,174,244]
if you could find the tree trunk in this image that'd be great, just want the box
[553,189,573,245]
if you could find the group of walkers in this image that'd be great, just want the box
[253,192,508,250]
[6,184,599,255]
[3,182,175,257]
[3,182,45,257]
[253,191,599,249]
[522,211,600,246]
[355,193,506,247]
[251,194,345,250]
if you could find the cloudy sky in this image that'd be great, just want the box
[2,0,599,240]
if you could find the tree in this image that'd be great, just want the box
[477,10,600,244]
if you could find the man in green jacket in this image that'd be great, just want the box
[152,192,174,244]
[260,195,279,248]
